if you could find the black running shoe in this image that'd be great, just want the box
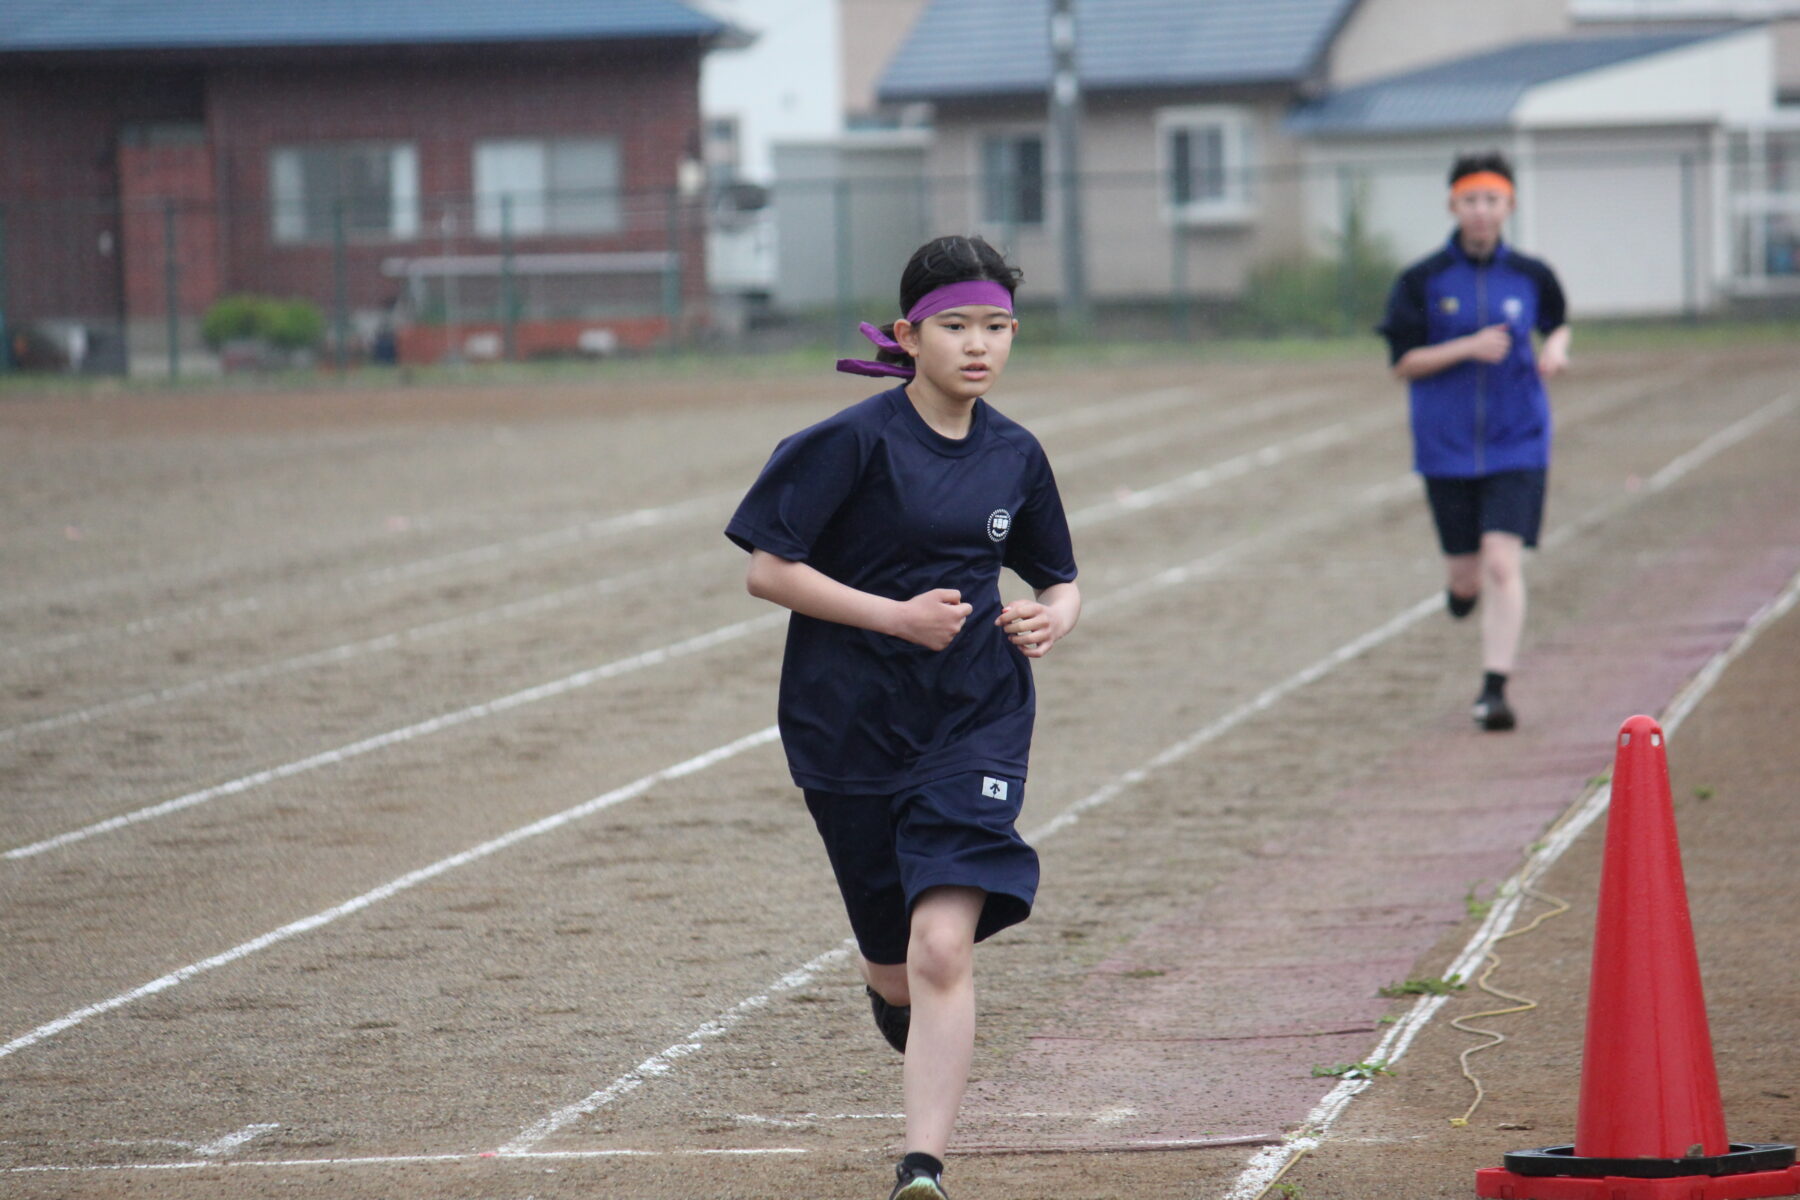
[866,985,910,1054]
[1472,694,1516,731]
[1446,589,1479,619]
[889,1162,949,1200]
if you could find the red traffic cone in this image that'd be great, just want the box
[1476,716,1797,1199]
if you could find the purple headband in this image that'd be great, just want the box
[836,281,1015,379]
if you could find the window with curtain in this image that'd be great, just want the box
[980,133,1045,227]
[473,138,623,237]
[1158,107,1256,224]
[269,143,418,244]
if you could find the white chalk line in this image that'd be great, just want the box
[0,381,1222,657]
[3,381,1764,1075]
[4,1147,811,1174]
[4,490,734,660]
[0,551,717,744]
[0,380,1775,1170]
[0,385,1346,742]
[504,391,1797,1160]
[0,724,783,1062]
[2,612,784,862]
[4,401,1404,861]
[1218,395,1798,1200]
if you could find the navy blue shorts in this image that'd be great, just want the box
[1423,469,1547,556]
[803,771,1038,966]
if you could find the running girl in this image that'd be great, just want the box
[1380,152,1571,731]
[726,234,1081,1200]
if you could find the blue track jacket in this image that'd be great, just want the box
[1379,234,1567,478]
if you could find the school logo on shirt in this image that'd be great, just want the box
[1439,296,1460,315]
[986,509,1012,542]
[982,776,1009,800]
[1502,296,1523,321]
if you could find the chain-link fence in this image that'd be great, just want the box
[3,138,1797,379]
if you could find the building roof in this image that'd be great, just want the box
[0,0,736,54]
[1287,27,1745,135]
[878,0,1362,103]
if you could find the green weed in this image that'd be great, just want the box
[1464,884,1492,920]
[1311,1060,1393,1080]
[1378,974,1465,998]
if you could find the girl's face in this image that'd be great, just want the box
[1449,185,1513,254]
[896,304,1018,405]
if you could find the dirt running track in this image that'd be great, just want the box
[2,344,1796,1200]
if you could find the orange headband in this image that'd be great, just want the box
[1452,171,1514,198]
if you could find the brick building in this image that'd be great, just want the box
[0,1,743,371]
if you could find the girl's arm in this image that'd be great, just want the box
[1537,324,1571,378]
[996,580,1081,659]
[746,549,973,651]
[1393,324,1512,380]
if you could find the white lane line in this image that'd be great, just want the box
[1069,415,1387,528]
[5,405,1393,860]
[4,1147,811,1173]
[0,382,1207,652]
[1053,388,1342,471]
[0,551,716,744]
[1,387,1779,1094]
[5,491,734,660]
[496,941,857,1155]
[1217,400,1798,1200]
[2,612,783,861]
[193,1123,280,1158]
[0,725,782,1062]
[500,393,1797,1158]
[0,392,1343,743]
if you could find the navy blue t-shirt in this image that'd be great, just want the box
[726,387,1078,793]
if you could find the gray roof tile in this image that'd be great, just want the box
[879,0,1361,102]
[1288,27,1745,134]
[0,0,729,53]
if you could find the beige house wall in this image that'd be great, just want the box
[839,0,929,120]
[922,95,1313,301]
[1326,0,1569,87]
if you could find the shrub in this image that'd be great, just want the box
[1228,188,1399,338]
[200,294,325,352]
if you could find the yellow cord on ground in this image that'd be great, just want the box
[1251,1143,1310,1200]
[1447,882,1571,1127]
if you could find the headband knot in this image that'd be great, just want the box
[834,281,1015,379]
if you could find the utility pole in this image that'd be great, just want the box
[1048,0,1089,335]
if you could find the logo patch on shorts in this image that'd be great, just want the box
[986,509,1012,542]
[982,776,1008,800]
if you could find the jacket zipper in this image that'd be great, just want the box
[1474,264,1488,475]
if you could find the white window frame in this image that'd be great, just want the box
[1156,106,1257,227]
[473,137,624,238]
[976,127,1048,230]
[269,142,419,245]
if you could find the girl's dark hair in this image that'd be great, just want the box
[875,235,1023,368]
[1449,151,1513,187]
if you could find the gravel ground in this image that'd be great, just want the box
[2,344,1795,1200]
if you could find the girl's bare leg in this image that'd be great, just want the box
[901,886,984,1158]
[1478,531,1526,673]
[1445,552,1481,604]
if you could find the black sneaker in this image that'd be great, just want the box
[889,1163,949,1200]
[1446,589,1479,619]
[866,985,909,1054]
[1472,693,1516,731]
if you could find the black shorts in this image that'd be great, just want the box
[1423,469,1547,556]
[803,771,1038,966]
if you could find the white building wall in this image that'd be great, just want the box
[1514,27,1774,126]
[1302,129,1721,318]
[699,0,843,184]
